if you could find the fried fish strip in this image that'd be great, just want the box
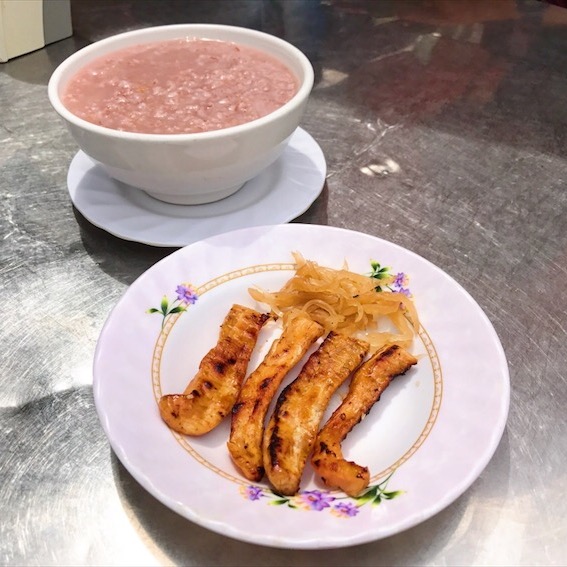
[311,344,418,496]
[228,312,325,481]
[159,304,269,436]
[263,331,369,495]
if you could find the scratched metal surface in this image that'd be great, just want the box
[1,0,566,565]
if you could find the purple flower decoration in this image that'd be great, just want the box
[243,485,264,501]
[393,272,407,287]
[391,272,411,297]
[176,284,198,305]
[332,502,360,518]
[298,490,336,511]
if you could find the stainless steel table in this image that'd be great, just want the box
[1,0,565,564]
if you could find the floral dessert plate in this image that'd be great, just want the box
[93,224,509,549]
[67,127,325,247]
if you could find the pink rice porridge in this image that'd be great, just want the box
[62,38,299,134]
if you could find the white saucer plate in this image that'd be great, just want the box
[93,224,510,549]
[67,127,326,247]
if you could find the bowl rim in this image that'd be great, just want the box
[47,23,314,142]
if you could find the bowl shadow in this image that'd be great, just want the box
[73,206,178,286]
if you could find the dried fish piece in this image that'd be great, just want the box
[263,331,369,495]
[159,304,269,436]
[311,344,418,496]
[228,311,324,481]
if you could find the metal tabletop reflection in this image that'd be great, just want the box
[1,0,566,565]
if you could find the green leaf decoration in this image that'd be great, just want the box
[371,261,387,272]
[146,308,160,314]
[382,490,404,500]
[372,495,382,506]
[270,499,289,506]
[168,306,187,314]
[368,260,393,287]
[160,295,169,315]
[354,486,378,504]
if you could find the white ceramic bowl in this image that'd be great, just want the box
[48,24,314,205]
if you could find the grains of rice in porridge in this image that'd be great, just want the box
[62,38,299,134]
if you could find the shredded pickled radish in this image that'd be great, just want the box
[249,252,419,351]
